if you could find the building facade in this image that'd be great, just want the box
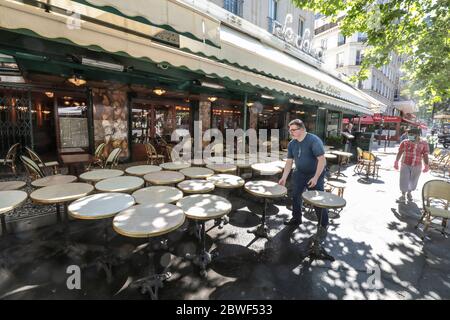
[312,16,401,116]
[0,0,375,159]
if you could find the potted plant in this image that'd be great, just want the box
[325,135,344,150]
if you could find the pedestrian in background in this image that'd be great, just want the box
[394,128,429,202]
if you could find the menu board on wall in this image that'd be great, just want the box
[59,117,89,148]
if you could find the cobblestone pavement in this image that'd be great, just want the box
[0,149,449,300]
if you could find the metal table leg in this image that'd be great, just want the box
[1,214,7,236]
[247,198,270,239]
[306,206,334,262]
[131,237,172,300]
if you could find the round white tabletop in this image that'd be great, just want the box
[206,163,237,173]
[132,186,183,205]
[177,194,232,220]
[31,175,77,188]
[324,153,337,159]
[95,176,144,193]
[179,167,214,179]
[206,174,245,189]
[177,179,215,194]
[144,171,185,185]
[159,161,191,171]
[68,192,135,220]
[0,181,26,191]
[125,165,161,176]
[79,169,124,182]
[331,151,353,158]
[204,157,234,165]
[251,163,283,175]
[0,190,28,214]
[244,181,287,198]
[302,190,346,209]
[113,203,185,238]
[30,183,94,204]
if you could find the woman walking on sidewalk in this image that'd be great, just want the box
[394,128,430,202]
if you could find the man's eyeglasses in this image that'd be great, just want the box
[289,128,301,132]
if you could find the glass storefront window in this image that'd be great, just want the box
[326,111,341,137]
[289,105,317,133]
[212,104,242,133]
[57,95,89,149]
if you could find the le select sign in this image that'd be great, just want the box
[373,114,401,123]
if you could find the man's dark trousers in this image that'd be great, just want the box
[291,170,329,227]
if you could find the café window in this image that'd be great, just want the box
[57,95,89,149]
[326,111,341,137]
[212,104,242,133]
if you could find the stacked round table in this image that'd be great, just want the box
[179,167,214,179]
[244,181,287,239]
[125,165,161,177]
[68,192,135,283]
[177,180,215,194]
[144,171,185,186]
[176,194,232,275]
[79,169,124,183]
[0,181,26,191]
[159,162,191,171]
[0,190,27,234]
[95,176,144,193]
[302,190,346,261]
[132,186,183,205]
[113,203,185,299]
[30,182,94,222]
[31,175,77,188]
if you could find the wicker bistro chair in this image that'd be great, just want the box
[145,143,164,165]
[103,147,122,169]
[25,146,59,175]
[361,151,380,179]
[0,143,20,175]
[353,147,365,174]
[87,142,106,170]
[428,148,443,162]
[429,151,449,170]
[415,180,450,239]
[20,155,45,181]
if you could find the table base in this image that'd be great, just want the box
[247,198,270,240]
[306,241,335,262]
[186,220,218,277]
[1,214,7,236]
[131,271,172,300]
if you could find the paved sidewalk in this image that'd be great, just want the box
[0,148,449,300]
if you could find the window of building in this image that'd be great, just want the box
[268,0,278,31]
[336,52,344,68]
[357,32,367,42]
[358,80,363,89]
[320,38,327,50]
[337,33,346,46]
[298,18,304,37]
[355,50,363,65]
[224,0,243,17]
[371,74,375,90]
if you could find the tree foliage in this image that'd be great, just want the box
[292,0,450,109]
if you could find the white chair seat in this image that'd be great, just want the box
[426,206,450,219]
